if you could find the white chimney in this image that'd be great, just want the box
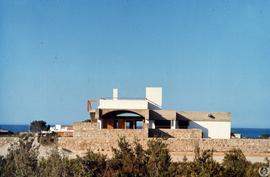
[113,88,118,100]
[146,87,162,107]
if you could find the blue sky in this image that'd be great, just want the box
[0,0,270,128]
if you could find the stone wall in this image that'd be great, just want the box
[57,122,270,158]
[72,122,148,139]
[59,122,149,156]
[58,136,270,157]
[199,139,270,154]
[0,137,19,156]
[1,123,269,161]
[165,138,270,154]
[0,136,18,146]
[149,129,202,139]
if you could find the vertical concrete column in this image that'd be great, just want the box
[149,120,155,129]
[97,120,102,129]
[171,120,176,129]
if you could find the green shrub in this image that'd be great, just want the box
[0,156,6,177]
[190,147,223,177]
[79,150,107,177]
[133,140,148,176]
[2,135,38,177]
[110,137,138,176]
[222,148,248,177]
[0,136,268,177]
[39,149,72,177]
[30,120,50,133]
[146,138,171,177]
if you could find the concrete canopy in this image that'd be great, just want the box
[99,109,149,120]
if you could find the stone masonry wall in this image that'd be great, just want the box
[0,137,19,156]
[58,122,149,156]
[72,122,148,139]
[59,137,270,157]
[199,139,270,154]
[57,122,270,158]
[0,137,18,146]
[165,138,270,154]
[149,129,202,139]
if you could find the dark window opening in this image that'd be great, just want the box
[155,120,170,129]
[178,120,189,129]
[125,121,134,129]
[114,120,118,129]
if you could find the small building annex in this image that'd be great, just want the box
[87,87,231,139]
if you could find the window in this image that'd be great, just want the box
[135,121,143,129]
[155,120,170,129]
[114,120,118,129]
[125,121,134,129]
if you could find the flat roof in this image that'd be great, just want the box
[177,111,231,122]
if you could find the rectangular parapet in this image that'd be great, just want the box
[149,129,202,139]
[98,99,148,109]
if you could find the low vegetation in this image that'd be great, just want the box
[30,120,50,133]
[0,135,269,177]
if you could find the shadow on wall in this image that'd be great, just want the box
[149,111,172,129]
[148,129,174,138]
[176,113,189,129]
[149,110,171,121]
[188,121,208,138]
[176,113,208,138]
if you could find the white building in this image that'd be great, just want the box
[88,87,231,139]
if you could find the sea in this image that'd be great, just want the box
[0,125,30,133]
[0,125,269,138]
[231,128,270,138]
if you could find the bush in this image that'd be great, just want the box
[0,156,6,177]
[146,138,171,177]
[73,151,107,177]
[133,140,148,176]
[39,149,72,177]
[169,160,193,177]
[222,148,248,177]
[110,137,141,176]
[30,120,50,133]
[2,135,38,177]
[0,136,268,177]
[191,147,223,177]
[260,134,270,139]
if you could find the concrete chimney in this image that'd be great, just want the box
[113,88,118,100]
[146,87,162,107]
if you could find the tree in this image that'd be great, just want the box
[109,137,148,176]
[78,150,107,177]
[133,140,148,176]
[146,139,171,177]
[222,148,248,177]
[168,156,193,177]
[110,136,136,176]
[30,120,50,132]
[191,147,223,177]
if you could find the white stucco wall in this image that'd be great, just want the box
[98,99,148,109]
[146,87,162,107]
[188,121,231,139]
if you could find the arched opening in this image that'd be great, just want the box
[101,110,145,129]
